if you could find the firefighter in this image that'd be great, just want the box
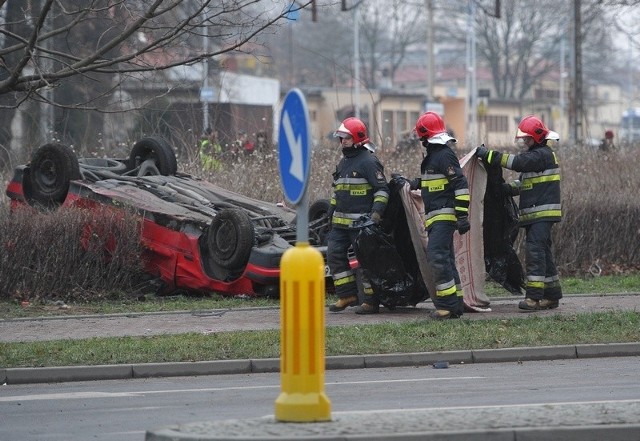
[327,117,389,315]
[411,112,470,319]
[476,115,562,311]
[599,130,615,151]
[199,127,222,171]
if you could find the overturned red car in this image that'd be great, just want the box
[5,137,332,297]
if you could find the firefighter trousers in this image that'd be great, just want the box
[524,221,562,300]
[426,221,463,315]
[327,227,376,304]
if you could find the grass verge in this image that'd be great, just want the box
[1,311,638,369]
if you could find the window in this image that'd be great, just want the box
[396,111,407,134]
[410,111,420,127]
[534,88,559,100]
[487,115,509,132]
[382,110,394,140]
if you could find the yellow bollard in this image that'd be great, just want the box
[275,242,331,422]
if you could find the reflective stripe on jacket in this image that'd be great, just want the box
[420,143,469,229]
[497,144,561,225]
[330,148,389,228]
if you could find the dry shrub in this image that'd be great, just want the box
[552,148,640,275]
[191,142,425,204]
[0,141,637,304]
[0,204,147,302]
[195,142,640,276]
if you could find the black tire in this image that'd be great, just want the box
[28,143,80,208]
[207,208,254,270]
[128,136,177,176]
[309,198,331,220]
[309,198,332,246]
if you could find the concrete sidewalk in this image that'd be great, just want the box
[2,293,639,343]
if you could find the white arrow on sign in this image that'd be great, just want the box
[282,111,304,181]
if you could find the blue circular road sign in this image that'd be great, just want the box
[278,89,311,205]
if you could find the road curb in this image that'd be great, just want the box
[3,342,640,385]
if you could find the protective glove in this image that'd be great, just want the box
[501,182,513,195]
[502,180,521,196]
[390,173,408,187]
[456,216,470,235]
[475,145,489,161]
[370,211,382,225]
[352,214,374,229]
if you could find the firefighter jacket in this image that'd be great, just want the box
[486,143,561,226]
[419,143,470,229]
[330,147,389,229]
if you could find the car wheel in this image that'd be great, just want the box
[309,198,332,246]
[128,136,178,176]
[28,143,80,208]
[207,208,254,270]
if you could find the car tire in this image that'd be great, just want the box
[128,136,178,176]
[28,143,80,208]
[309,198,332,246]
[309,198,331,220]
[207,208,254,271]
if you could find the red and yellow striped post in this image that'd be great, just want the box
[274,242,331,422]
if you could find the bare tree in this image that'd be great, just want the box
[0,0,312,98]
[0,0,311,164]
[264,4,353,89]
[266,0,425,90]
[472,0,569,100]
[438,0,635,101]
[358,0,424,89]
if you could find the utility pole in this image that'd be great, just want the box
[354,3,360,119]
[425,0,434,102]
[39,7,54,143]
[202,23,209,133]
[465,0,477,146]
[570,0,583,144]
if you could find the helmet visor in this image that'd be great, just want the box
[515,128,531,139]
[333,130,352,140]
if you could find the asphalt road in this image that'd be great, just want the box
[1,357,639,441]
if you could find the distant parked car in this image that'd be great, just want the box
[5,137,332,297]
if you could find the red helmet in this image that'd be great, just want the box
[515,115,549,144]
[334,117,369,145]
[605,130,614,139]
[414,112,456,144]
[414,112,447,140]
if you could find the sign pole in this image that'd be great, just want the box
[274,89,331,422]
